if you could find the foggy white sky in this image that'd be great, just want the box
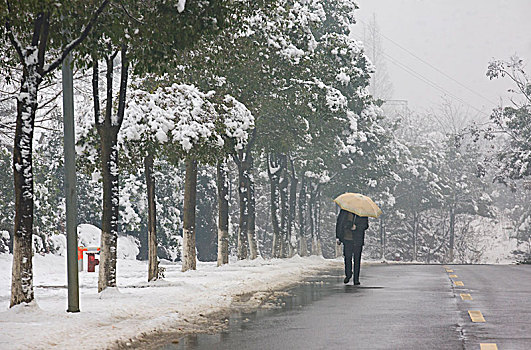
[352,0,531,118]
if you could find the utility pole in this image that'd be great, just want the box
[371,13,377,98]
[380,214,386,260]
[62,54,80,312]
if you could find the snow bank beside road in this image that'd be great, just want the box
[0,254,340,349]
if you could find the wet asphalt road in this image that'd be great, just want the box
[159,264,531,350]
[449,265,531,349]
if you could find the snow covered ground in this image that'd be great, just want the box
[468,215,520,264]
[0,253,341,350]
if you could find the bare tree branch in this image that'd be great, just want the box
[92,59,101,126]
[37,89,61,110]
[42,0,111,76]
[4,0,27,70]
[36,12,50,74]
[117,0,145,25]
[116,44,129,127]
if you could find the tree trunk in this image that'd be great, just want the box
[11,61,40,307]
[232,130,256,260]
[335,214,342,258]
[380,215,386,260]
[412,212,418,262]
[315,188,323,256]
[448,206,455,262]
[308,183,315,255]
[216,160,229,266]
[145,152,159,281]
[236,153,249,260]
[97,47,129,292]
[309,182,320,255]
[270,175,281,258]
[279,170,289,258]
[182,158,198,272]
[98,126,119,292]
[298,176,307,257]
[268,154,282,258]
[316,240,323,256]
[247,157,258,260]
[288,162,298,257]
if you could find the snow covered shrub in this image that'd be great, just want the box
[0,231,10,254]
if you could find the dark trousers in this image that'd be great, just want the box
[343,241,363,282]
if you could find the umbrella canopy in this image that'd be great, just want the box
[333,192,382,218]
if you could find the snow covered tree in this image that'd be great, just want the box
[388,113,445,261]
[484,55,531,261]
[214,96,255,263]
[384,101,494,263]
[90,46,129,292]
[294,3,394,255]
[153,0,393,259]
[244,0,381,257]
[486,56,531,185]
[438,137,493,262]
[121,80,254,272]
[429,101,493,262]
[169,2,294,260]
[74,0,240,289]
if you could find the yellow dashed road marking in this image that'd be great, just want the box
[480,343,498,350]
[446,269,454,273]
[468,310,486,322]
[454,281,464,286]
[460,293,473,300]
[449,274,458,278]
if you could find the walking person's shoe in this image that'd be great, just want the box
[353,280,360,285]
[344,276,351,284]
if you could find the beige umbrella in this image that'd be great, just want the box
[333,192,382,218]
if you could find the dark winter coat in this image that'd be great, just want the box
[336,209,369,246]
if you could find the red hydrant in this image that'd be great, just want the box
[87,252,100,272]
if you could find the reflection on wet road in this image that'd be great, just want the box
[165,270,349,350]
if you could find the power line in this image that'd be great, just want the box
[351,32,490,117]
[383,51,489,116]
[357,17,497,107]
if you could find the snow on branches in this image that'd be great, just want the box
[122,82,254,156]
[485,55,531,182]
[220,95,255,151]
[244,0,326,64]
[124,83,218,151]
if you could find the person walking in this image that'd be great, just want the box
[336,209,369,285]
